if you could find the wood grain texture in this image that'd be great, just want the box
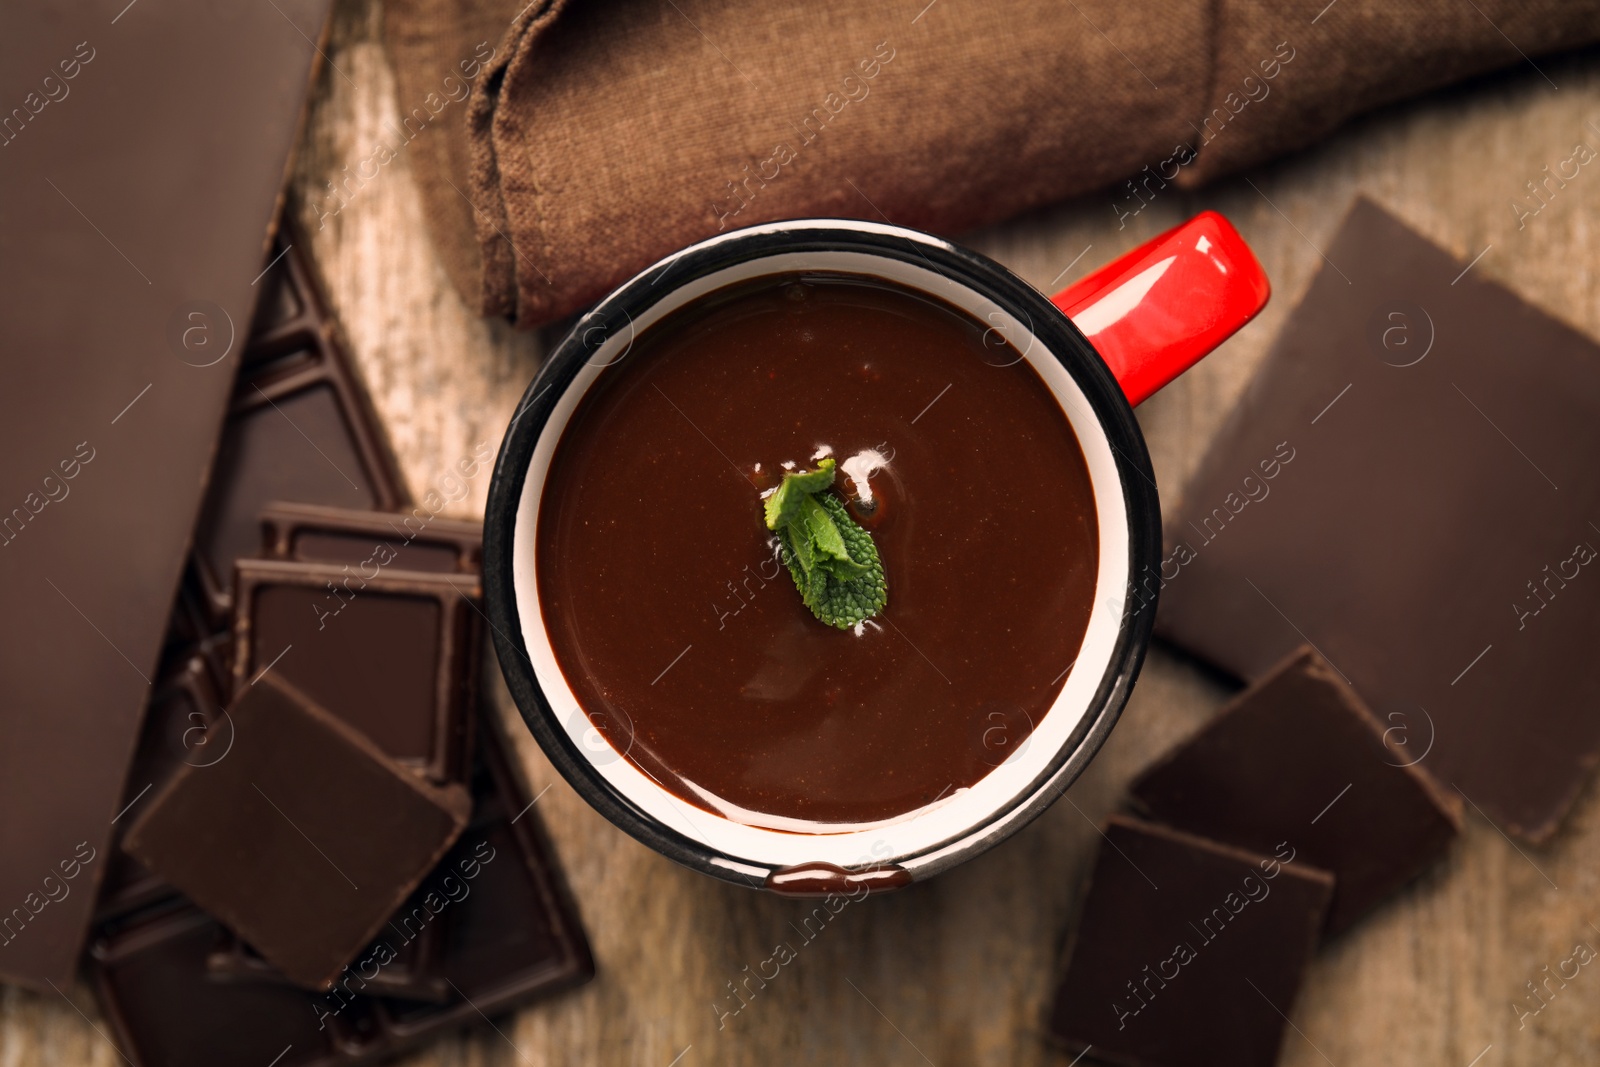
[3,4,1599,1065]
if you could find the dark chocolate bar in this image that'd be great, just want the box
[192,233,409,622]
[1048,816,1333,1067]
[1154,196,1600,841]
[90,713,594,1065]
[307,719,595,1036]
[90,901,339,1067]
[259,501,483,588]
[0,0,333,988]
[123,675,471,989]
[206,921,449,1003]
[96,651,227,924]
[232,557,479,783]
[1131,646,1460,934]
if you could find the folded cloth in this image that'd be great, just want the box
[381,0,1600,328]
[1182,0,1600,182]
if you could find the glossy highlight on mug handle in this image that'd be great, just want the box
[1051,211,1271,407]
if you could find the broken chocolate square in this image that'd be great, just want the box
[1049,816,1332,1067]
[123,675,471,989]
[1131,646,1460,933]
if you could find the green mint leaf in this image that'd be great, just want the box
[763,457,836,530]
[798,494,866,576]
[762,460,887,629]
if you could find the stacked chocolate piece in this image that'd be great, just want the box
[1050,198,1600,1066]
[89,233,592,1067]
[1048,648,1459,1066]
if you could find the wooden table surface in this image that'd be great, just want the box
[6,5,1600,1065]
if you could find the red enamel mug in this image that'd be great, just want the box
[483,212,1269,892]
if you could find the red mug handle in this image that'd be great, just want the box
[1050,211,1270,407]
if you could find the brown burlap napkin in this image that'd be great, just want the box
[1185,0,1599,182]
[382,0,1600,329]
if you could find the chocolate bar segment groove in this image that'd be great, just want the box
[192,234,410,623]
[259,501,483,588]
